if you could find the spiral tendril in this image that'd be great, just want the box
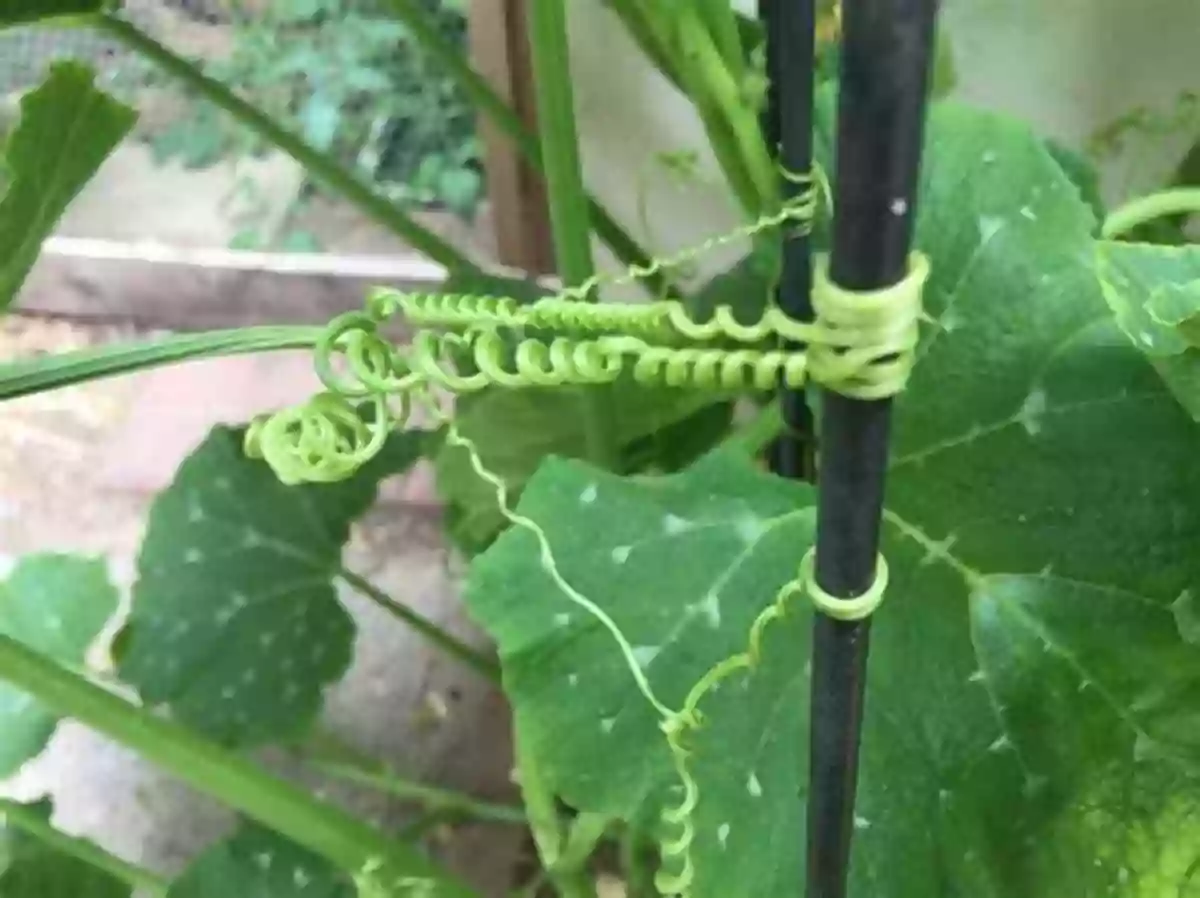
[250,169,911,897]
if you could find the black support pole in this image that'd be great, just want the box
[766,0,816,481]
[804,3,938,898]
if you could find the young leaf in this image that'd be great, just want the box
[0,799,131,898]
[0,555,118,777]
[168,823,354,898]
[117,425,422,747]
[1096,241,1200,418]
[0,62,135,311]
[466,101,1200,898]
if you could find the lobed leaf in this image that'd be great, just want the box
[117,425,422,747]
[0,62,135,311]
[0,555,118,776]
[466,98,1200,898]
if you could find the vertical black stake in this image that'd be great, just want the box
[766,0,816,481]
[805,3,938,898]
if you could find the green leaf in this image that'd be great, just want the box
[0,0,104,26]
[0,800,131,898]
[434,382,731,554]
[117,425,422,747]
[1096,241,1200,418]
[0,327,322,402]
[0,555,118,777]
[169,823,354,898]
[0,62,135,311]
[466,100,1200,898]
[1044,137,1106,225]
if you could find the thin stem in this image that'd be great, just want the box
[0,637,476,896]
[0,326,322,401]
[382,0,675,300]
[303,758,527,825]
[1101,187,1200,239]
[93,14,480,275]
[336,567,501,684]
[0,798,170,897]
[525,0,618,467]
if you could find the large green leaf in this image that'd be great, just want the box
[117,425,421,747]
[0,555,117,776]
[169,823,354,898]
[466,100,1200,898]
[0,62,134,311]
[0,800,130,898]
[1096,241,1200,418]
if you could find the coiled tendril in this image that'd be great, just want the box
[250,169,918,897]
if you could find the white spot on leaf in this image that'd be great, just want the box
[184,548,204,564]
[747,772,763,797]
[663,514,692,535]
[988,734,1011,753]
[694,591,721,628]
[611,545,631,564]
[554,612,571,628]
[982,150,998,164]
[717,823,731,849]
[734,514,768,545]
[632,645,660,669]
[978,215,1004,242]
[580,484,598,504]
[854,815,872,830]
[1019,206,1036,221]
[601,717,616,734]
[1018,388,1047,436]
[568,673,579,687]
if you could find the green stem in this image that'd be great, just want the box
[1102,187,1200,239]
[0,326,321,401]
[677,8,776,212]
[0,637,477,896]
[525,0,618,467]
[302,758,527,825]
[337,567,501,684]
[93,14,480,275]
[0,799,170,897]
[695,0,747,81]
[381,0,676,299]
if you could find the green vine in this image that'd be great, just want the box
[241,169,930,896]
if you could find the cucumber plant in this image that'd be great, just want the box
[2,2,1200,898]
